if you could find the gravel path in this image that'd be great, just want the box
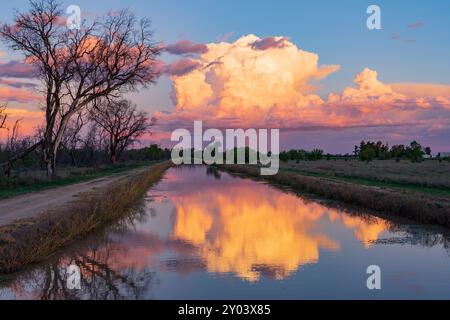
[0,168,145,227]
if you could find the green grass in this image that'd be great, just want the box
[280,167,450,197]
[0,161,163,200]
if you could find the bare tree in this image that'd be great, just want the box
[0,0,160,177]
[0,105,8,149]
[6,120,21,152]
[1,104,44,176]
[0,105,20,151]
[91,99,152,164]
[60,110,86,167]
[0,105,8,157]
[82,122,105,166]
[0,104,7,129]
[0,106,29,177]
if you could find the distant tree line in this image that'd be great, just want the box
[279,149,324,162]
[355,140,431,162]
[277,140,448,164]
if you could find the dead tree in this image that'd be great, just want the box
[90,99,152,164]
[60,111,86,167]
[82,123,105,167]
[0,106,43,177]
[6,119,21,152]
[0,105,20,152]
[0,105,8,150]
[0,104,6,129]
[0,0,161,178]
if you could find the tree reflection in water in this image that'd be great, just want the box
[1,206,156,300]
[370,223,450,251]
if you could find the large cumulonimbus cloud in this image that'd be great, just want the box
[156,34,450,131]
[169,35,340,121]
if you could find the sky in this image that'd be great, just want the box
[1,0,450,153]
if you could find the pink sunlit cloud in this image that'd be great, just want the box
[152,35,450,134]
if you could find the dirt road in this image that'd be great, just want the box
[0,168,146,227]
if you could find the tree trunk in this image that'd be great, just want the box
[110,147,117,164]
[43,113,69,178]
[43,142,57,179]
[70,150,78,167]
[110,137,117,164]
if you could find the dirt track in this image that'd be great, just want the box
[0,168,145,227]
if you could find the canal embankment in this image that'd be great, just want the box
[0,161,173,274]
[219,164,450,228]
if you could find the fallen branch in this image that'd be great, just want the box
[0,139,44,176]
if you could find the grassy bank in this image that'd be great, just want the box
[0,161,163,200]
[280,166,450,197]
[281,159,450,192]
[219,164,450,228]
[0,161,173,274]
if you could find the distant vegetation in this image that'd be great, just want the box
[356,140,429,162]
[279,149,324,162]
[279,140,450,163]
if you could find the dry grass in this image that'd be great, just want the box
[0,161,173,274]
[281,159,450,189]
[220,164,450,228]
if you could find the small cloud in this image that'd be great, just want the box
[164,40,208,55]
[390,33,414,44]
[407,21,425,29]
[251,36,289,50]
[0,86,41,102]
[390,83,450,98]
[0,79,37,89]
[164,59,201,77]
[0,60,38,78]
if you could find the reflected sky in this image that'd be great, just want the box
[1,166,450,300]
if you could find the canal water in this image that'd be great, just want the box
[1,165,450,299]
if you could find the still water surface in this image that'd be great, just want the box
[1,166,450,299]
